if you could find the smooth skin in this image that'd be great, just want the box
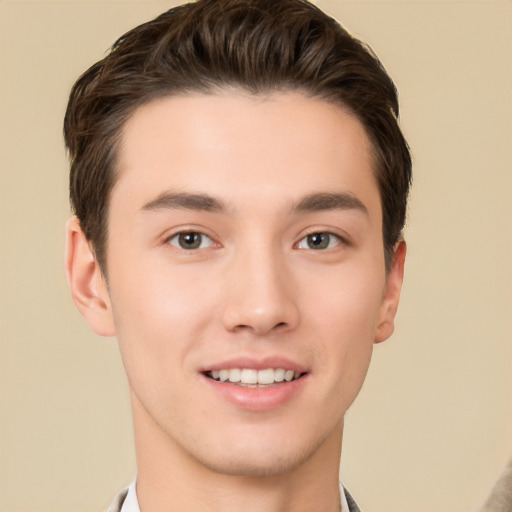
[66,91,406,512]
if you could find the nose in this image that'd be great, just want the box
[221,246,300,336]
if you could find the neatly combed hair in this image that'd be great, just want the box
[64,0,411,272]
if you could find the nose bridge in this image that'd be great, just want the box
[222,239,299,335]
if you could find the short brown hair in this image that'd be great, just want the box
[64,0,411,272]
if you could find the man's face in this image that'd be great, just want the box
[99,92,402,476]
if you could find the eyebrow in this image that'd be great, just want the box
[292,192,368,216]
[141,191,368,216]
[142,192,225,212]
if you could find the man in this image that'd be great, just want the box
[64,1,411,511]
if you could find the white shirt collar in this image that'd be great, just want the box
[119,480,139,512]
[339,482,351,512]
[120,480,351,512]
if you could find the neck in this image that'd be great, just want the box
[131,393,344,512]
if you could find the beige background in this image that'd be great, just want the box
[1,1,511,511]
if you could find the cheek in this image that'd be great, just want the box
[107,260,219,380]
[304,262,385,395]
[307,261,385,340]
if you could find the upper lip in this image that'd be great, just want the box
[200,356,308,374]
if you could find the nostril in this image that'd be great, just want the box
[222,293,300,335]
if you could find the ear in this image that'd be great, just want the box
[374,240,406,344]
[64,216,116,337]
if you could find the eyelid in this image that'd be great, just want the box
[163,227,221,251]
[294,229,349,250]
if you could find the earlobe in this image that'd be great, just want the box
[374,240,406,344]
[64,216,116,337]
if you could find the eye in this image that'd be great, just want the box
[296,232,342,250]
[167,231,213,250]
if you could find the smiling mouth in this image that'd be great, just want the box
[204,368,304,387]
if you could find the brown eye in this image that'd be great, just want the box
[168,232,212,250]
[297,232,341,250]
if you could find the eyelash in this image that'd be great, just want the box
[295,231,345,251]
[166,231,216,250]
[165,230,346,252]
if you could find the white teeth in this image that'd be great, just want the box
[240,368,258,384]
[257,368,275,385]
[274,368,285,382]
[284,370,294,382]
[208,368,302,385]
[228,368,241,382]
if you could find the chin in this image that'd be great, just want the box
[192,448,311,478]
[184,426,335,478]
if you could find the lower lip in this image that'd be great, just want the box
[201,374,308,411]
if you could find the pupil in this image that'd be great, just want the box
[179,232,201,249]
[308,233,329,249]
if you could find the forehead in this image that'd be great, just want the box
[114,91,380,216]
